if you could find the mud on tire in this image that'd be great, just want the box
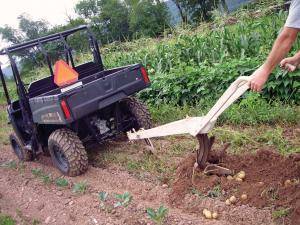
[9,133,33,161]
[122,97,152,130]
[48,129,88,177]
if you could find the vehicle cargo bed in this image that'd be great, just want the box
[29,64,149,124]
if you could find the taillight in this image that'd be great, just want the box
[60,99,71,120]
[141,67,150,83]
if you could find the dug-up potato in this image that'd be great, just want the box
[235,177,243,182]
[284,179,292,187]
[225,199,231,205]
[236,171,246,180]
[202,209,212,219]
[227,175,233,180]
[241,194,248,200]
[229,195,237,204]
[212,212,218,219]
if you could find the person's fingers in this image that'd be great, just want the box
[257,85,262,92]
[285,63,296,72]
[280,59,287,68]
[250,81,255,90]
[250,82,259,92]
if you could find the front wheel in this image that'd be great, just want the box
[48,129,88,177]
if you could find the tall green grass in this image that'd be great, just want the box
[150,93,300,125]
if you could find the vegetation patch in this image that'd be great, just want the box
[0,214,15,225]
[72,181,88,194]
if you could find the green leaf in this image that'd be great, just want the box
[146,208,156,219]
[98,192,108,202]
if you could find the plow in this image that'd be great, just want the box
[127,76,251,175]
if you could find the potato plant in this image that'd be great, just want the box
[146,205,168,225]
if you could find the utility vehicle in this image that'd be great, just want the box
[0,25,151,176]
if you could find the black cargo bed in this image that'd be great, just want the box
[29,64,149,124]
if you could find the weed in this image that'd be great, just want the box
[0,214,15,225]
[0,110,12,145]
[98,191,108,202]
[55,178,69,187]
[1,161,17,169]
[257,127,295,154]
[206,184,223,198]
[72,181,88,194]
[15,208,39,225]
[190,187,204,198]
[114,192,132,208]
[146,205,168,225]
[261,187,279,201]
[41,174,52,184]
[98,191,109,209]
[31,168,43,177]
[31,168,52,184]
[272,208,290,219]
[32,219,40,225]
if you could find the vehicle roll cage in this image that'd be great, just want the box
[0,25,104,105]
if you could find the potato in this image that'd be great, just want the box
[229,195,237,203]
[227,175,233,180]
[237,171,246,179]
[202,209,212,219]
[212,212,218,219]
[284,179,292,187]
[241,194,248,200]
[225,199,231,205]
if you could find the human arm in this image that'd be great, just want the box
[249,27,299,92]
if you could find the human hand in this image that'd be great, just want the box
[249,66,270,92]
[280,57,298,72]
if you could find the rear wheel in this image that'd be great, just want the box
[121,97,152,130]
[48,129,88,177]
[9,133,33,161]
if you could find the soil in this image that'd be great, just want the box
[0,144,275,225]
[171,148,300,225]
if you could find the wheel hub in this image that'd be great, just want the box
[53,145,69,172]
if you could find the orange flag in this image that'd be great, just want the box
[54,60,79,87]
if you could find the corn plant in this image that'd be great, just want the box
[146,205,168,225]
